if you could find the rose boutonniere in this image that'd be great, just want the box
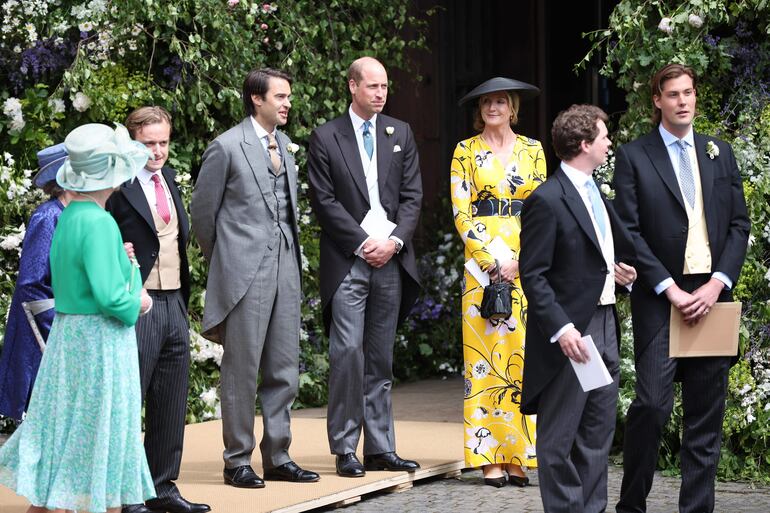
[706,141,719,159]
[600,183,615,200]
[286,143,300,154]
[385,126,394,136]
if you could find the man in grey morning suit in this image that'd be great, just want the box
[107,106,210,513]
[614,64,749,513]
[191,68,319,488]
[307,57,423,477]
[520,105,637,513]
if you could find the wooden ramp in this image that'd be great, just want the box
[0,380,466,512]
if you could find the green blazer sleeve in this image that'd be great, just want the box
[81,215,141,326]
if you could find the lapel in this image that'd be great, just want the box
[275,131,298,212]
[238,117,274,213]
[376,116,394,198]
[555,167,603,257]
[643,129,686,211]
[161,167,189,242]
[693,132,715,207]
[333,117,370,204]
[121,174,155,231]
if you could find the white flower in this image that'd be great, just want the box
[48,98,65,114]
[200,387,219,407]
[706,141,719,159]
[688,14,704,28]
[765,267,770,285]
[286,142,300,154]
[190,330,224,366]
[3,97,22,117]
[658,17,673,35]
[3,152,14,166]
[72,92,92,112]
[131,24,143,36]
[385,126,394,136]
[632,81,643,91]
[471,359,490,379]
[78,21,94,32]
[228,0,239,5]
[9,115,25,131]
[0,223,25,252]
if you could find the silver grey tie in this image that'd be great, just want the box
[677,139,695,209]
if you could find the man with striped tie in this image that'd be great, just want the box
[107,106,210,513]
[613,63,750,513]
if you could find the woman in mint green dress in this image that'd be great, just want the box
[0,123,156,513]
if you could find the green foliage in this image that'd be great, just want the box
[0,0,429,428]
[583,0,770,482]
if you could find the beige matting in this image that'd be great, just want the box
[0,379,466,512]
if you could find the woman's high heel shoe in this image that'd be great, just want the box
[508,474,529,487]
[483,476,507,488]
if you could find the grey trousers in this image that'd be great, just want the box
[220,240,300,469]
[327,257,402,456]
[136,289,190,499]
[536,306,620,513]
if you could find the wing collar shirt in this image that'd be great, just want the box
[654,124,731,294]
[348,105,403,256]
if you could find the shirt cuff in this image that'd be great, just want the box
[712,272,732,290]
[654,277,675,295]
[550,323,574,343]
[354,236,371,259]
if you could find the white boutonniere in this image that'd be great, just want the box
[385,126,394,136]
[600,183,615,200]
[706,141,719,159]
[286,143,300,154]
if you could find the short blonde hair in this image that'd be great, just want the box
[473,91,520,131]
[124,106,173,138]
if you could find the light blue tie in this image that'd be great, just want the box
[585,179,607,239]
[677,139,696,209]
[362,120,374,160]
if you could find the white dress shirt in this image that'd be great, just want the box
[250,116,281,159]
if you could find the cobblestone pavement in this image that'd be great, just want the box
[325,465,770,513]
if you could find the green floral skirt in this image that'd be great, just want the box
[0,313,155,512]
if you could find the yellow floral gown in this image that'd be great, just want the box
[450,134,546,469]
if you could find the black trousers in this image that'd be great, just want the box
[137,289,190,499]
[618,275,730,513]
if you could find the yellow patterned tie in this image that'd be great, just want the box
[266,133,282,174]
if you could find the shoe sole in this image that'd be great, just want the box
[263,475,321,483]
[337,471,366,477]
[364,465,420,471]
[223,477,266,489]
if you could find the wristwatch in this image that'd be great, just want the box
[389,237,403,254]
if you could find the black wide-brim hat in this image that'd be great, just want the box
[458,77,540,106]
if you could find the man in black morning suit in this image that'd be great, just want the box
[107,107,209,513]
[613,64,750,513]
[520,105,637,513]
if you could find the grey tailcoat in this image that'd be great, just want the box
[191,118,301,343]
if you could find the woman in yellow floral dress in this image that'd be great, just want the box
[451,78,546,487]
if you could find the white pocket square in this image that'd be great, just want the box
[393,145,402,153]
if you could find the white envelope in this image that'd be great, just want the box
[464,236,515,287]
[360,210,396,239]
[569,335,614,392]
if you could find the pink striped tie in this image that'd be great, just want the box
[151,174,171,224]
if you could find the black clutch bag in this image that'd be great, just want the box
[480,260,513,320]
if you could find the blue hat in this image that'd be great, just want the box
[34,142,68,188]
[56,123,151,192]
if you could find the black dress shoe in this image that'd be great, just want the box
[223,465,265,488]
[336,453,366,477]
[146,495,211,513]
[363,452,421,471]
[123,505,152,513]
[264,461,320,482]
